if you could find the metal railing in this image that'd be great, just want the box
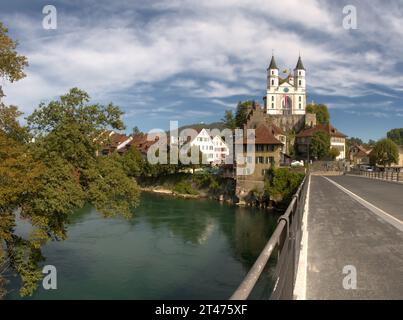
[230,175,309,300]
[350,169,402,183]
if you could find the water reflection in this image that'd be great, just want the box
[7,192,279,300]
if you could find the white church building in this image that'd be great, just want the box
[264,55,306,116]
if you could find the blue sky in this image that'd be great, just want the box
[1,0,403,141]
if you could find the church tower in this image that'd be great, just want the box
[293,56,306,114]
[265,55,307,116]
[266,55,279,112]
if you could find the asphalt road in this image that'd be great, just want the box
[305,175,403,300]
[329,175,403,222]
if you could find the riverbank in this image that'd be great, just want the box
[140,186,205,199]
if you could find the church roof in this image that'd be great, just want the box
[295,56,305,70]
[268,56,278,70]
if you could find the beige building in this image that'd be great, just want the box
[235,122,285,198]
[296,124,347,160]
[349,145,371,165]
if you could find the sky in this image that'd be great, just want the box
[1,0,403,141]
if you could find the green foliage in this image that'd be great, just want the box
[264,168,304,207]
[222,110,236,130]
[0,22,28,83]
[1,88,141,297]
[117,146,145,177]
[309,131,330,160]
[370,138,399,168]
[387,128,403,146]
[328,147,340,160]
[173,181,198,195]
[306,103,330,124]
[235,101,253,127]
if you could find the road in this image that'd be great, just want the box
[303,175,403,300]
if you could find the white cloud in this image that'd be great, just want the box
[1,0,403,120]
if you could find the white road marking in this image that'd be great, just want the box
[323,176,403,232]
[294,174,311,300]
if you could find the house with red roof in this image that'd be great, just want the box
[296,123,347,160]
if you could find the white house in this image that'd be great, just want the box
[171,128,230,164]
[212,135,230,163]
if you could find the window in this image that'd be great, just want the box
[299,80,302,86]
[271,71,274,75]
[272,96,274,101]
[272,79,274,86]
[256,156,264,164]
[299,96,302,101]
[299,71,301,76]
[272,103,274,109]
[299,103,302,109]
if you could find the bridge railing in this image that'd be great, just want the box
[350,169,402,183]
[230,174,309,300]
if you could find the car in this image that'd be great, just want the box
[291,160,304,167]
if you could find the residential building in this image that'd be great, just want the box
[296,123,347,160]
[235,123,284,196]
[349,144,371,165]
[212,135,230,163]
[171,128,230,164]
[98,130,133,155]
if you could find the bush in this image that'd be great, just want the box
[264,168,304,207]
[173,181,198,195]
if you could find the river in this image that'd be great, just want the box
[7,192,279,300]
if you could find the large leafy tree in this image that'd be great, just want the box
[221,110,236,130]
[235,100,253,127]
[0,22,28,89]
[0,21,37,299]
[309,131,331,160]
[306,103,330,125]
[222,100,254,129]
[369,138,399,168]
[386,128,403,146]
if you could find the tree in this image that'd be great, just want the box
[264,168,304,208]
[387,128,403,146]
[235,101,253,127]
[370,138,399,169]
[132,126,142,135]
[221,110,236,130]
[309,131,330,160]
[0,22,28,87]
[367,139,376,148]
[1,88,141,297]
[329,147,340,160]
[306,103,330,124]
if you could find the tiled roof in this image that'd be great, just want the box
[237,123,283,145]
[296,123,346,138]
[268,123,285,135]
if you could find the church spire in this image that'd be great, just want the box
[268,55,278,70]
[295,55,305,70]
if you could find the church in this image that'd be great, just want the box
[263,55,307,116]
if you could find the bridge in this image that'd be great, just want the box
[231,173,403,300]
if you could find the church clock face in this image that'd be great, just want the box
[283,87,289,93]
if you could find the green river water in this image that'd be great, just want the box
[7,192,278,300]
